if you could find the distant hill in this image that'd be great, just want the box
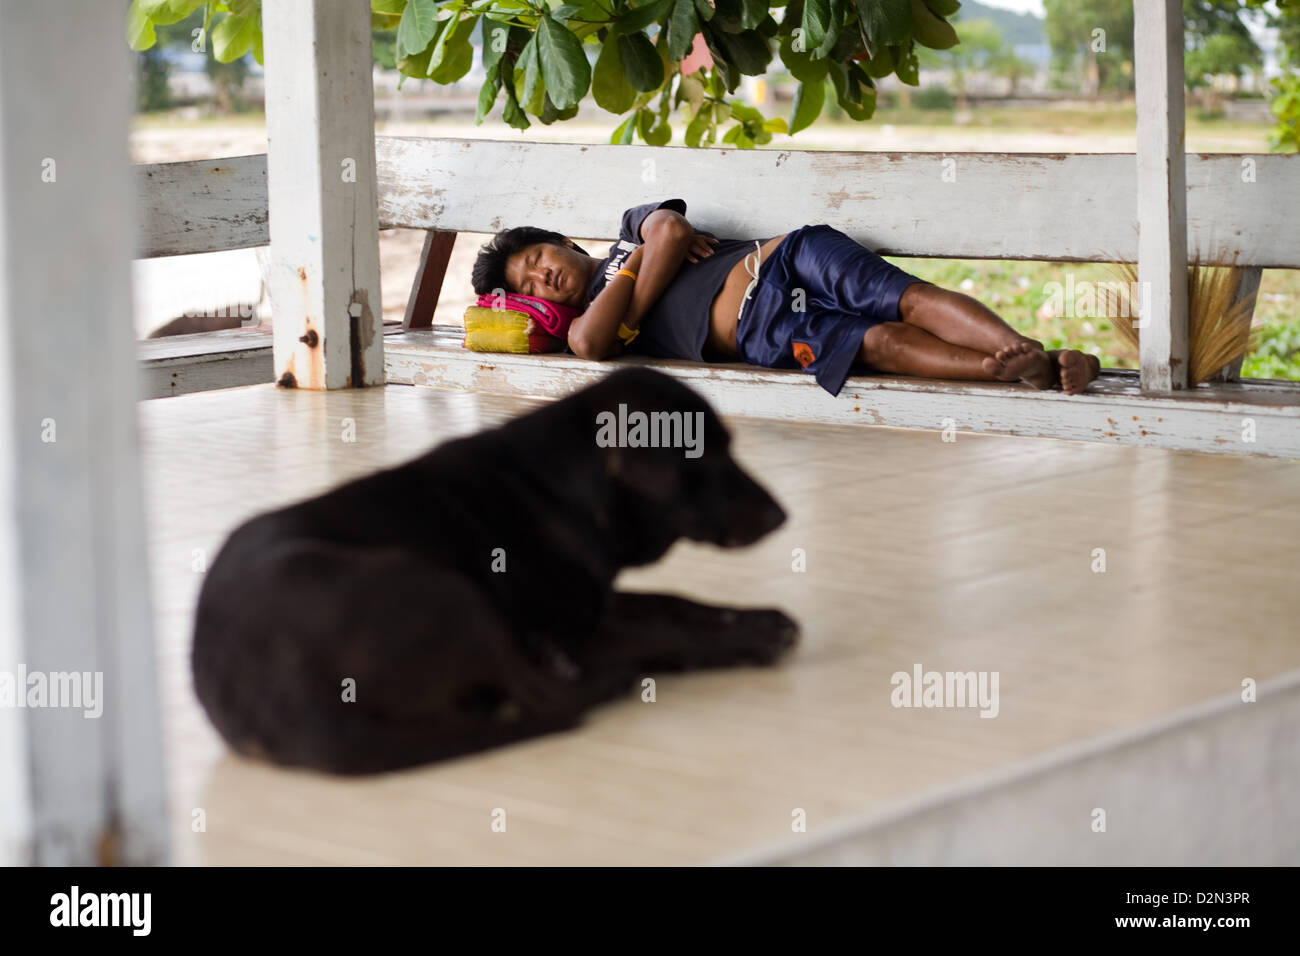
[954,0,1046,46]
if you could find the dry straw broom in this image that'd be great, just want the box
[1107,251,1260,385]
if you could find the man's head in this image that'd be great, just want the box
[472,227,596,310]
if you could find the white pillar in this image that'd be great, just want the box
[0,1,169,865]
[1135,0,1190,392]
[262,0,384,389]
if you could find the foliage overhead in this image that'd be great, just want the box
[127,0,967,147]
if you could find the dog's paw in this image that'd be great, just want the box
[727,608,800,665]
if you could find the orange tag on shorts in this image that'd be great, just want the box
[792,341,816,368]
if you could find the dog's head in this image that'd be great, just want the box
[568,368,786,566]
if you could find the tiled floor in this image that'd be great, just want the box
[138,382,1300,865]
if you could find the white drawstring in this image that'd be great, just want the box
[737,239,763,324]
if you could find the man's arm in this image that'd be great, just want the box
[568,223,694,360]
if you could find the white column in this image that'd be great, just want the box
[262,0,384,389]
[1135,0,1190,392]
[0,1,168,864]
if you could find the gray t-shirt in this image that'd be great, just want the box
[583,198,769,362]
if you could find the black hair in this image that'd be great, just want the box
[471,227,591,296]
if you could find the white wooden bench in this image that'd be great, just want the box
[135,137,1300,456]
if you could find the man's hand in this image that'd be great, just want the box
[685,231,720,264]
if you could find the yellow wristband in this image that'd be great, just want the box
[616,322,640,345]
[615,268,638,281]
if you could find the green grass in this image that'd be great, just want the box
[882,256,1300,381]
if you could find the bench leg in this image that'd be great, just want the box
[1209,266,1262,383]
[403,229,458,331]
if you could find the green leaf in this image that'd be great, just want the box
[476,64,503,124]
[139,0,206,26]
[710,0,743,32]
[227,0,260,18]
[666,0,699,62]
[800,0,830,53]
[657,76,673,121]
[429,14,477,84]
[611,113,637,144]
[712,0,767,32]
[739,0,769,31]
[859,43,895,78]
[692,0,715,23]
[780,33,830,83]
[923,0,961,16]
[812,0,842,59]
[501,74,530,129]
[855,0,910,51]
[594,33,639,113]
[536,13,591,110]
[677,71,705,114]
[828,60,874,119]
[515,32,547,115]
[684,101,708,145]
[700,24,739,91]
[618,31,665,91]
[893,43,919,84]
[127,0,157,51]
[637,106,671,145]
[372,0,408,14]
[212,13,258,62]
[708,24,773,76]
[909,0,957,50]
[481,20,513,74]
[609,0,674,38]
[397,0,438,60]
[789,78,824,133]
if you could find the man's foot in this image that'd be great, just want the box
[1050,349,1102,395]
[980,341,1057,389]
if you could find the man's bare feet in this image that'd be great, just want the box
[980,341,1057,389]
[1049,349,1102,395]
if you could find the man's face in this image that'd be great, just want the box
[504,240,590,309]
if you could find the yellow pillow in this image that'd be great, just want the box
[462,305,567,354]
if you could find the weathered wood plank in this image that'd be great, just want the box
[0,0,168,866]
[134,141,1300,267]
[134,154,268,258]
[384,331,1300,459]
[374,138,1300,267]
[262,0,383,390]
[137,329,274,399]
[402,229,457,330]
[1136,0,1190,392]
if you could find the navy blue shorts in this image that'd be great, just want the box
[735,224,927,396]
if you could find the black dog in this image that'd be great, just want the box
[192,367,798,775]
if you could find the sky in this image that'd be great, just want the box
[976,0,1046,15]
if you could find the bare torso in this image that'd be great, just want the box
[704,233,790,360]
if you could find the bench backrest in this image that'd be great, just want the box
[137,137,1300,268]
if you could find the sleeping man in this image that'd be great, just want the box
[471,198,1102,397]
